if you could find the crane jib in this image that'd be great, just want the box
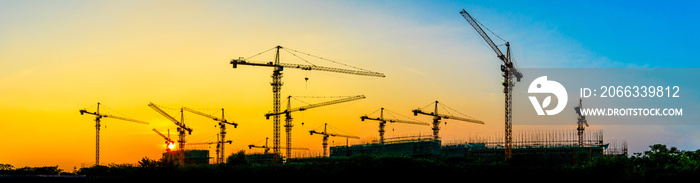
[231,59,385,77]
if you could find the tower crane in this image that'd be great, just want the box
[152,128,175,152]
[152,128,180,161]
[187,141,232,146]
[460,9,524,159]
[148,103,193,163]
[248,137,271,154]
[186,139,233,157]
[186,139,232,164]
[182,107,238,164]
[412,101,484,140]
[230,45,385,159]
[265,95,366,160]
[309,123,360,157]
[360,108,430,144]
[154,130,228,153]
[248,137,309,154]
[80,102,148,166]
[574,98,589,147]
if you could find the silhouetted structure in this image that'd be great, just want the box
[265,95,365,160]
[361,108,429,144]
[149,103,193,164]
[182,107,238,164]
[309,123,360,157]
[162,150,210,165]
[412,100,484,140]
[330,135,440,159]
[79,102,148,166]
[461,8,524,159]
[330,131,627,162]
[230,46,385,162]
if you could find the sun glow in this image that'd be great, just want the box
[167,142,175,151]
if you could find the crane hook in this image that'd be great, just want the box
[304,71,310,90]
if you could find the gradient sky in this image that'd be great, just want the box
[1,0,699,170]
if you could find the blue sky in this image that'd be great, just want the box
[422,0,700,68]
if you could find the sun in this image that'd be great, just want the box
[167,142,175,150]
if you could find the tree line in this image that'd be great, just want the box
[2,144,700,182]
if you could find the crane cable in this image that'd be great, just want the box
[101,104,135,119]
[478,18,521,70]
[152,103,180,111]
[311,124,326,133]
[282,48,316,66]
[419,101,435,111]
[473,17,506,43]
[252,138,267,146]
[290,96,360,107]
[438,102,477,120]
[243,46,277,60]
[282,47,371,72]
[82,103,98,111]
[328,125,354,137]
[364,108,382,117]
[417,101,477,120]
[312,123,354,137]
[292,96,358,98]
[384,108,422,122]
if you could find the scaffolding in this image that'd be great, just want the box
[446,130,606,149]
[442,130,611,161]
[329,130,627,161]
[330,135,440,158]
[604,140,628,156]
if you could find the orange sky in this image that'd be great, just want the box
[1,1,696,170]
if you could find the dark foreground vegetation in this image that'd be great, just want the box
[2,144,700,182]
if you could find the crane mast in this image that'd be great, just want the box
[182,107,238,164]
[412,101,484,140]
[574,99,589,147]
[266,95,365,160]
[460,9,523,159]
[309,123,360,157]
[361,108,429,144]
[80,102,148,166]
[231,45,384,162]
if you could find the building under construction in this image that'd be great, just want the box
[161,150,211,165]
[330,130,627,162]
[330,135,441,159]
